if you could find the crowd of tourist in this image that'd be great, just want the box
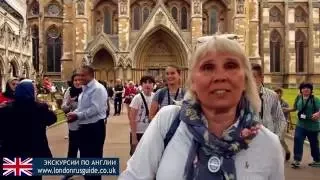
[0,35,320,180]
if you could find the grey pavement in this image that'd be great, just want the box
[44,108,320,180]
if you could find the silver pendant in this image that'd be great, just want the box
[208,156,221,173]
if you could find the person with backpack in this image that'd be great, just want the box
[149,65,185,120]
[119,36,284,180]
[287,82,320,168]
[128,75,155,156]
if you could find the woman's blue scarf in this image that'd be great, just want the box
[180,96,260,180]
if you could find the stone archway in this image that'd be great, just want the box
[9,60,19,78]
[92,48,115,84]
[134,26,188,85]
[23,62,31,78]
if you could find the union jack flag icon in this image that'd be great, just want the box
[2,157,33,176]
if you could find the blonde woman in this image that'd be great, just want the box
[124,81,137,116]
[119,36,284,180]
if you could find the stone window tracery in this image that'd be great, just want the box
[31,25,39,72]
[131,1,155,30]
[143,7,149,23]
[181,6,188,30]
[269,6,281,23]
[171,6,178,23]
[47,3,61,16]
[209,7,217,34]
[295,6,307,23]
[9,62,18,78]
[30,0,39,16]
[133,6,141,30]
[295,30,307,72]
[95,11,102,34]
[46,26,62,72]
[270,30,281,72]
[104,9,112,34]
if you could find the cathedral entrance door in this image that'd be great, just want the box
[134,27,188,86]
[92,48,115,85]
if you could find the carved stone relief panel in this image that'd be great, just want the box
[149,42,171,55]
[155,11,166,24]
[236,0,245,14]
[0,26,4,45]
[193,0,201,15]
[77,0,85,15]
[120,0,128,15]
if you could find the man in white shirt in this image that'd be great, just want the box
[67,65,108,180]
[129,75,155,155]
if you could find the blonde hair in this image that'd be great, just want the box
[128,80,134,85]
[185,35,261,113]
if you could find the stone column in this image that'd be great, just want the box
[75,0,88,72]
[115,66,124,80]
[307,1,314,81]
[287,2,296,87]
[283,0,289,87]
[191,0,202,48]
[247,0,261,64]
[38,0,45,75]
[233,0,247,48]
[118,0,130,51]
[261,2,271,84]
[126,67,132,81]
[60,0,75,80]
[312,3,320,75]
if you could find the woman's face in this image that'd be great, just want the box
[9,80,19,91]
[165,66,180,85]
[301,87,311,96]
[191,52,246,111]
[73,75,82,88]
[129,82,134,88]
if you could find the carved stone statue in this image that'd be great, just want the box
[77,0,85,15]
[217,18,225,34]
[237,0,244,14]
[193,0,201,14]
[155,11,165,24]
[120,0,128,15]
[0,27,4,44]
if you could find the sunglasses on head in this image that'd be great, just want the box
[195,34,239,50]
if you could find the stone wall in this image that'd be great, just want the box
[0,1,33,91]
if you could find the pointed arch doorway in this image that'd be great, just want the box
[92,48,115,84]
[134,27,188,85]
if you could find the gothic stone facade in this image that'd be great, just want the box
[27,0,320,87]
[0,1,33,91]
